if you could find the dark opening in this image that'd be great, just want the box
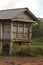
[2,42,10,55]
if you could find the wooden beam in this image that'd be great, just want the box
[12,18,36,23]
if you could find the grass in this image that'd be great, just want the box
[31,37,43,45]
[32,45,43,49]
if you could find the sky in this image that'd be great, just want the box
[0,0,43,18]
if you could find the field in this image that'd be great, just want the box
[0,57,43,65]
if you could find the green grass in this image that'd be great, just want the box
[32,45,43,48]
[31,37,43,45]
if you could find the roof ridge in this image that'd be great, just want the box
[0,7,28,11]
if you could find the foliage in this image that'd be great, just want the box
[31,37,43,45]
[32,46,43,56]
[32,18,43,45]
[12,45,43,57]
[32,19,43,38]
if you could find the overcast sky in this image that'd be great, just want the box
[0,0,43,18]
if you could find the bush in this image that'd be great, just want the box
[12,44,21,56]
[33,47,43,56]
[12,44,43,57]
[17,45,43,57]
[17,46,34,57]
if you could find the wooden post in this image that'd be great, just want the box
[18,23,19,38]
[9,22,13,55]
[0,22,2,53]
[9,42,13,55]
[28,23,32,46]
[24,23,25,38]
[0,42,2,53]
[29,23,32,40]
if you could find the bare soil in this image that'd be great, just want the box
[0,57,43,65]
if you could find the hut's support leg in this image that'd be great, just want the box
[9,42,13,55]
[0,22,3,54]
[27,23,32,47]
[29,23,32,40]
[10,22,13,55]
[0,42,2,53]
[28,23,32,46]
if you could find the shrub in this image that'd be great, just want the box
[17,46,34,57]
[17,45,43,57]
[33,47,43,56]
[12,44,43,57]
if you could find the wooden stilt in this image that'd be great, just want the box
[28,23,32,46]
[0,22,2,53]
[0,42,2,53]
[9,22,13,55]
[29,23,32,40]
[9,42,13,55]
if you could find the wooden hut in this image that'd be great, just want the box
[0,8,38,55]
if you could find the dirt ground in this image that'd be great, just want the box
[0,57,43,65]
